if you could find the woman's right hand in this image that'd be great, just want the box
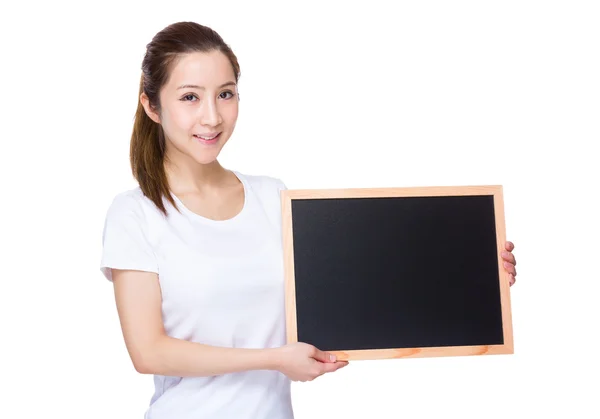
[272,342,349,382]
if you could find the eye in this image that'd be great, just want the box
[181,94,198,102]
[219,91,234,99]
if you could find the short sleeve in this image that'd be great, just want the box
[276,178,288,193]
[272,178,288,237]
[99,193,158,282]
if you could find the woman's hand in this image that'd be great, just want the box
[501,241,517,286]
[272,342,348,382]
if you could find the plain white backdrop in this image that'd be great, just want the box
[1,0,599,417]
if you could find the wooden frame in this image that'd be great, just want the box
[281,185,513,361]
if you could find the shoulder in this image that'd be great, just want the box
[100,188,160,281]
[105,187,146,215]
[235,171,287,195]
[103,187,161,227]
[235,171,287,232]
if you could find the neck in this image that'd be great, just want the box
[165,156,230,195]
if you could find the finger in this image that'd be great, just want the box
[509,273,516,286]
[505,241,514,252]
[312,347,336,363]
[501,251,516,266]
[336,361,349,369]
[321,362,342,374]
[503,261,516,277]
[322,361,347,373]
[321,363,336,373]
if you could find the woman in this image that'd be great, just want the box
[100,21,518,419]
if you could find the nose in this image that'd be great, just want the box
[200,97,222,127]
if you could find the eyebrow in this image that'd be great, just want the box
[177,81,236,90]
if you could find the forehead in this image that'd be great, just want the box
[166,50,235,88]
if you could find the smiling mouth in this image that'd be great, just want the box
[193,133,221,143]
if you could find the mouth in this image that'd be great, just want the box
[193,132,221,144]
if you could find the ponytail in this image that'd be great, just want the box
[129,74,178,216]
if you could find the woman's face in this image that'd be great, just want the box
[152,50,239,166]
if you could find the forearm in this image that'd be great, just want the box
[135,336,279,377]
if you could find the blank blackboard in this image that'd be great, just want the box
[281,185,513,360]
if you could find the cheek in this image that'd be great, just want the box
[223,103,239,124]
[165,105,196,134]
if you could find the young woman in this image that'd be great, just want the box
[100,21,518,419]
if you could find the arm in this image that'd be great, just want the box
[112,268,277,377]
[102,195,345,379]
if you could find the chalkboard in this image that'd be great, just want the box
[281,185,513,361]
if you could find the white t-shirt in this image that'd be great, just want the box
[99,171,294,419]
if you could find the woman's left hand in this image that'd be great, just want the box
[501,241,517,286]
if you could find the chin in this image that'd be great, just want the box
[192,153,221,166]
[191,139,228,165]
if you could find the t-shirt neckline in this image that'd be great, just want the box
[170,170,248,224]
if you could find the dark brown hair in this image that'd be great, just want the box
[130,22,241,216]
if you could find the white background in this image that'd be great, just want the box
[1,0,599,418]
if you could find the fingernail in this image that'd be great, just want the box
[329,354,336,362]
[501,251,509,258]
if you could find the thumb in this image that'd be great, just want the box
[312,348,336,363]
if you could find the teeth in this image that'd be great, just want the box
[195,134,218,140]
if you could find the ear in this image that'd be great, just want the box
[140,92,161,124]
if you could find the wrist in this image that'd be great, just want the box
[260,347,282,371]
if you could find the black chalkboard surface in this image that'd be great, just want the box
[281,185,513,361]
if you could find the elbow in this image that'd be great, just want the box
[133,358,153,375]
[126,336,166,375]
[131,349,158,375]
